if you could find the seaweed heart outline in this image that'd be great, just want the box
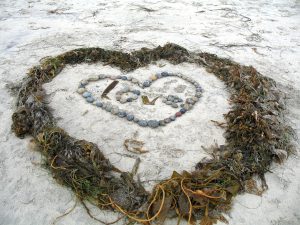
[77,71,203,128]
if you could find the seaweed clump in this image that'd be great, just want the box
[11,43,294,224]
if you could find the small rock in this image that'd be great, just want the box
[82,92,92,98]
[80,80,88,85]
[166,101,172,105]
[126,114,134,121]
[88,75,99,81]
[132,90,141,95]
[170,115,176,121]
[86,97,94,103]
[132,94,138,100]
[111,107,119,115]
[180,108,187,114]
[138,120,148,127]
[147,120,159,128]
[150,74,157,81]
[161,72,169,77]
[132,78,139,84]
[118,111,127,118]
[159,120,166,126]
[96,101,103,107]
[192,96,199,102]
[164,118,171,123]
[175,112,182,117]
[172,103,178,108]
[143,80,151,87]
[121,76,127,80]
[77,88,86,94]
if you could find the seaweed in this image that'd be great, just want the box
[11,43,293,224]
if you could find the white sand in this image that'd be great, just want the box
[0,0,299,225]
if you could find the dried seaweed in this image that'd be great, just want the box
[11,43,294,224]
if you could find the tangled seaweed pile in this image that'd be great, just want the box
[11,43,294,224]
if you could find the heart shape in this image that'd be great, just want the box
[11,43,291,225]
[77,71,203,128]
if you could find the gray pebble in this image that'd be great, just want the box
[82,92,92,98]
[126,114,134,121]
[86,97,94,103]
[138,120,148,127]
[88,75,99,81]
[95,101,103,107]
[164,118,171,123]
[147,120,159,128]
[170,115,176,121]
[172,103,178,108]
[80,80,88,85]
[118,111,127,118]
[159,120,166,126]
[166,101,172,105]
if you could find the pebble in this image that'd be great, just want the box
[132,94,138,100]
[120,98,127,104]
[82,92,92,98]
[156,73,162,79]
[180,108,187,114]
[164,118,171,123]
[118,111,127,118]
[88,75,99,81]
[105,104,112,112]
[147,120,159,128]
[159,120,166,126]
[132,90,141,95]
[127,98,133,102]
[161,72,169,77]
[150,74,157,81]
[175,112,182,117]
[126,114,134,121]
[192,97,198,102]
[132,78,139,84]
[98,74,106,79]
[86,97,94,103]
[95,101,103,107]
[138,120,148,127]
[166,101,172,105]
[133,118,139,123]
[116,95,121,101]
[80,80,88,85]
[111,107,119,115]
[127,77,132,81]
[143,80,151,87]
[77,88,86,94]
[121,76,127,80]
[172,103,178,108]
[170,115,176,121]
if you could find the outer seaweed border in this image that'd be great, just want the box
[12,43,293,224]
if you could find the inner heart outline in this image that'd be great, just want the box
[77,71,203,128]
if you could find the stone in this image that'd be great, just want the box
[95,101,103,107]
[175,112,182,117]
[88,75,99,81]
[172,103,178,108]
[164,118,171,123]
[150,74,157,81]
[127,98,133,102]
[82,92,92,98]
[126,114,134,121]
[180,108,187,114]
[143,80,151,87]
[111,107,119,115]
[192,96,199,102]
[195,92,202,98]
[121,76,127,80]
[159,120,166,126]
[138,120,148,127]
[132,90,141,95]
[156,73,162,79]
[77,88,86,94]
[161,72,169,77]
[132,94,138,100]
[118,111,127,118]
[133,118,139,123]
[86,97,94,103]
[116,95,121,101]
[98,74,106,79]
[147,120,159,128]
[132,78,139,84]
[170,115,176,121]
[166,101,172,105]
[120,98,127,104]
[80,79,88,85]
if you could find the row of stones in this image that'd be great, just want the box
[77,72,203,128]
